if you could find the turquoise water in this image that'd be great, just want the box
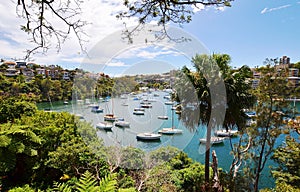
[37,92,300,190]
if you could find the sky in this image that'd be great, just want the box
[0,0,299,76]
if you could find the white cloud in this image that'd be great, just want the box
[0,0,138,68]
[192,4,205,13]
[260,4,291,14]
[106,61,128,67]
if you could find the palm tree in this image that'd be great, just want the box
[174,54,254,189]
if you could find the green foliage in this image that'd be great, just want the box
[52,182,73,192]
[145,164,178,192]
[235,58,293,192]
[120,147,145,170]
[173,162,206,192]
[271,136,300,188]
[76,171,99,192]
[98,173,118,192]
[8,184,36,192]
[149,146,181,167]
[0,96,37,123]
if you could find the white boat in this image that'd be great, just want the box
[63,101,69,105]
[96,122,113,130]
[115,121,130,128]
[158,109,182,135]
[104,114,117,121]
[75,114,84,119]
[141,104,152,108]
[165,101,174,105]
[163,95,171,100]
[120,94,128,99]
[91,106,104,113]
[121,103,129,106]
[88,103,99,108]
[158,128,183,134]
[133,110,145,115]
[199,137,225,145]
[134,107,145,111]
[157,116,168,120]
[215,129,238,137]
[136,133,161,141]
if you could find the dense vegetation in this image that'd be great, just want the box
[0,55,299,191]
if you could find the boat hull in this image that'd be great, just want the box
[199,137,225,145]
[158,128,183,135]
[136,133,161,141]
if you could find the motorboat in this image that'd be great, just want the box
[115,120,130,128]
[133,110,145,115]
[136,133,161,141]
[165,101,175,105]
[96,122,113,130]
[214,129,238,137]
[104,114,117,121]
[158,128,183,135]
[199,137,225,145]
[157,116,168,120]
[91,106,104,113]
[141,104,152,108]
[134,107,145,111]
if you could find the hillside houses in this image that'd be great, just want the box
[0,61,73,81]
[251,56,300,88]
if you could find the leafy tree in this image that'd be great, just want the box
[271,136,300,189]
[0,96,37,123]
[230,58,293,192]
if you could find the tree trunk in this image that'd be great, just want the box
[212,150,223,192]
[205,124,212,188]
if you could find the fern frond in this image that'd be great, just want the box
[75,171,99,192]
[52,181,72,192]
[99,173,117,192]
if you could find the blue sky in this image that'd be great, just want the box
[0,0,299,76]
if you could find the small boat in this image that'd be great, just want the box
[121,102,129,106]
[91,106,104,113]
[115,121,130,128]
[136,133,161,141]
[163,95,171,100]
[215,129,238,137]
[158,128,183,135]
[141,104,152,108]
[88,103,99,108]
[153,93,159,97]
[133,110,145,115]
[199,137,225,145]
[157,116,168,120]
[165,101,174,105]
[175,110,181,114]
[96,122,113,130]
[120,94,128,99]
[134,107,145,111]
[75,114,84,119]
[104,114,117,121]
[63,101,69,105]
[158,110,182,135]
